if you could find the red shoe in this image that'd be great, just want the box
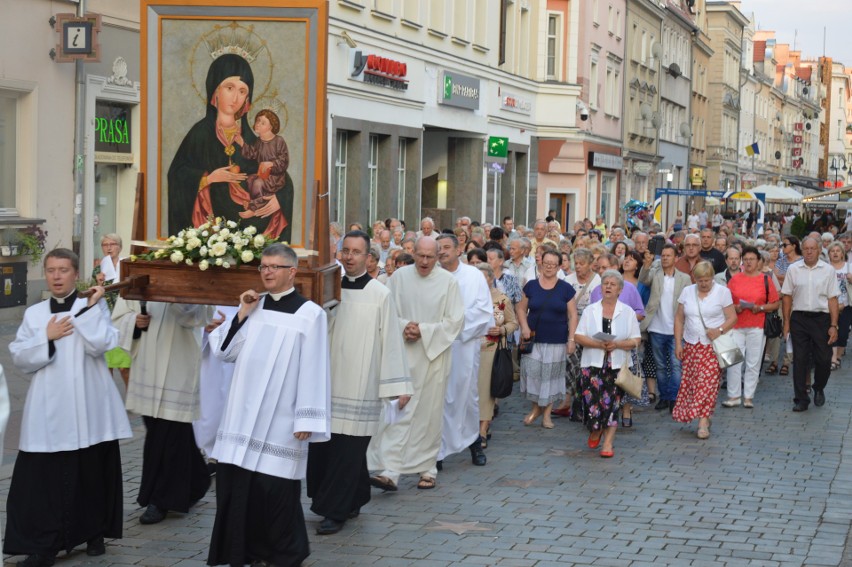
[600,449,614,458]
[551,407,572,417]
[587,431,602,449]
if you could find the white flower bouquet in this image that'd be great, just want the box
[132,217,280,271]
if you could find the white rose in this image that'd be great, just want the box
[202,230,209,237]
[215,258,223,266]
[185,259,193,266]
[253,235,266,248]
[199,246,208,256]
[186,229,198,239]
[227,220,237,229]
[220,228,230,238]
[199,259,209,271]
[172,237,185,247]
[178,230,186,238]
[244,225,257,236]
[234,243,244,251]
[222,261,231,269]
[211,242,228,257]
[170,250,184,263]
[186,237,202,250]
[241,250,255,263]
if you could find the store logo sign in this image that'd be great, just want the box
[351,51,409,91]
[440,71,480,110]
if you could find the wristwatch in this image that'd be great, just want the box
[760,305,764,312]
[718,327,723,333]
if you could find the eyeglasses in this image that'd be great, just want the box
[258,264,296,272]
[339,249,368,258]
[542,262,560,268]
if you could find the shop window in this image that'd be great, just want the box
[587,171,598,219]
[0,92,18,214]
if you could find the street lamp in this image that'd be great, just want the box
[831,156,847,188]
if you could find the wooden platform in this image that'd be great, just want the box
[120,258,341,309]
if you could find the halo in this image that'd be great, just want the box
[189,21,276,115]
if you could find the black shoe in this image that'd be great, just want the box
[669,400,676,413]
[814,390,826,407]
[316,517,344,535]
[20,554,56,567]
[469,438,487,466]
[139,504,167,524]
[720,380,727,390]
[654,399,669,410]
[86,535,106,556]
[436,460,443,471]
[792,402,809,412]
[493,404,499,417]
[347,508,360,519]
[206,461,217,476]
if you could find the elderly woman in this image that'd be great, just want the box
[673,261,737,438]
[827,242,852,369]
[574,270,641,457]
[486,248,522,304]
[92,233,131,386]
[723,246,780,408]
[454,227,471,253]
[515,250,578,429]
[475,263,518,447]
[377,249,401,284]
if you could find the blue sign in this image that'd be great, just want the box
[655,188,726,198]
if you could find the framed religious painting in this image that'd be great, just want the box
[140,0,328,249]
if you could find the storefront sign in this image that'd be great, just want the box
[440,70,480,110]
[351,51,409,91]
[690,167,705,185]
[487,136,509,158]
[588,152,623,171]
[500,90,531,115]
[633,162,653,176]
[94,101,131,153]
[94,151,134,164]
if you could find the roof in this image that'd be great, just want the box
[754,41,766,62]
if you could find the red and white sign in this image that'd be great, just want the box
[794,122,804,131]
[791,147,802,157]
[351,51,409,91]
[793,135,803,144]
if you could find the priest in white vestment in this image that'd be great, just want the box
[192,305,238,459]
[112,297,213,525]
[307,230,412,535]
[5,249,132,566]
[207,243,330,567]
[367,236,464,490]
[435,234,494,467]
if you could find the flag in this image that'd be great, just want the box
[745,142,760,157]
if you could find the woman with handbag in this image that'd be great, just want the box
[827,242,852,370]
[673,261,737,438]
[475,264,518,447]
[722,246,780,408]
[574,270,641,458]
[552,249,599,418]
[515,250,578,429]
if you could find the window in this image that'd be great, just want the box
[429,0,446,34]
[374,0,393,15]
[592,0,599,25]
[587,172,598,218]
[397,139,407,218]
[589,54,599,109]
[546,13,560,80]
[474,0,487,46]
[608,5,613,34]
[402,0,420,23]
[368,134,379,222]
[601,174,615,224]
[453,1,468,41]
[334,131,348,223]
[605,68,613,115]
[615,10,621,38]
[641,31,647,65]
[0,92,17,212]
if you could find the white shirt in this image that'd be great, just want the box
[780,259,840,313]
[687,214,700,230]
[647,273,676,335]
[679,283,733,345]
[576,300,641,369]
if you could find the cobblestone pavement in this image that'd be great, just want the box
[0,317,851,566]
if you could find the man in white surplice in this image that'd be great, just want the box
[206,243,330,567]
[307,230,412,536]
[367,236,464,491]
[435,234,494,468]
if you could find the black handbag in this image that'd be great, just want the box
[517,332,535,356]
[490,337,514,399]
[763,275,782,338]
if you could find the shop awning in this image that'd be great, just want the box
[750,184,804,202]
[801,185,852,203]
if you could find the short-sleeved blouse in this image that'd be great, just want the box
[523,279,576,344]
[678,283,733,345]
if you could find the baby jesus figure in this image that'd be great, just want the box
[234,109,290,217]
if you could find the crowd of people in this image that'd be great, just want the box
[3,206,844,567]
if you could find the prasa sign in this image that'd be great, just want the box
[94,101,131,153]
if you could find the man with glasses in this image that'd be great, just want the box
[206,243,331,567]
[307,231,411,535]
[368,237,464,491]
[675,234,703,282]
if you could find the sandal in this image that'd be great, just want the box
[831,360,841,371]
[417,476,436,490]
[369,475,398,492]
[622,415,633,428]
[766,362,778,375]
[779,365,789,375]
[648,392,658,404]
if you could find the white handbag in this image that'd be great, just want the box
[695,288,743,369]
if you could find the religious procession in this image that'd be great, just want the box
[2,203,847,567]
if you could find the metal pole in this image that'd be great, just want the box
[72,0,87,257]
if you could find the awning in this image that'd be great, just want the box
[750,184,804,202]
[801,185,852,203]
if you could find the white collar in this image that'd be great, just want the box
[51,289,77,304]
[345,270,367,282]
[268,287,296,301]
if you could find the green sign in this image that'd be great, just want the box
[487,136,508,158]
[94,101,131,153]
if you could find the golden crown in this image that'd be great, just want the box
[203,22,264,63]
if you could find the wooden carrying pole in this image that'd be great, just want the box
[79,274,150,298]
